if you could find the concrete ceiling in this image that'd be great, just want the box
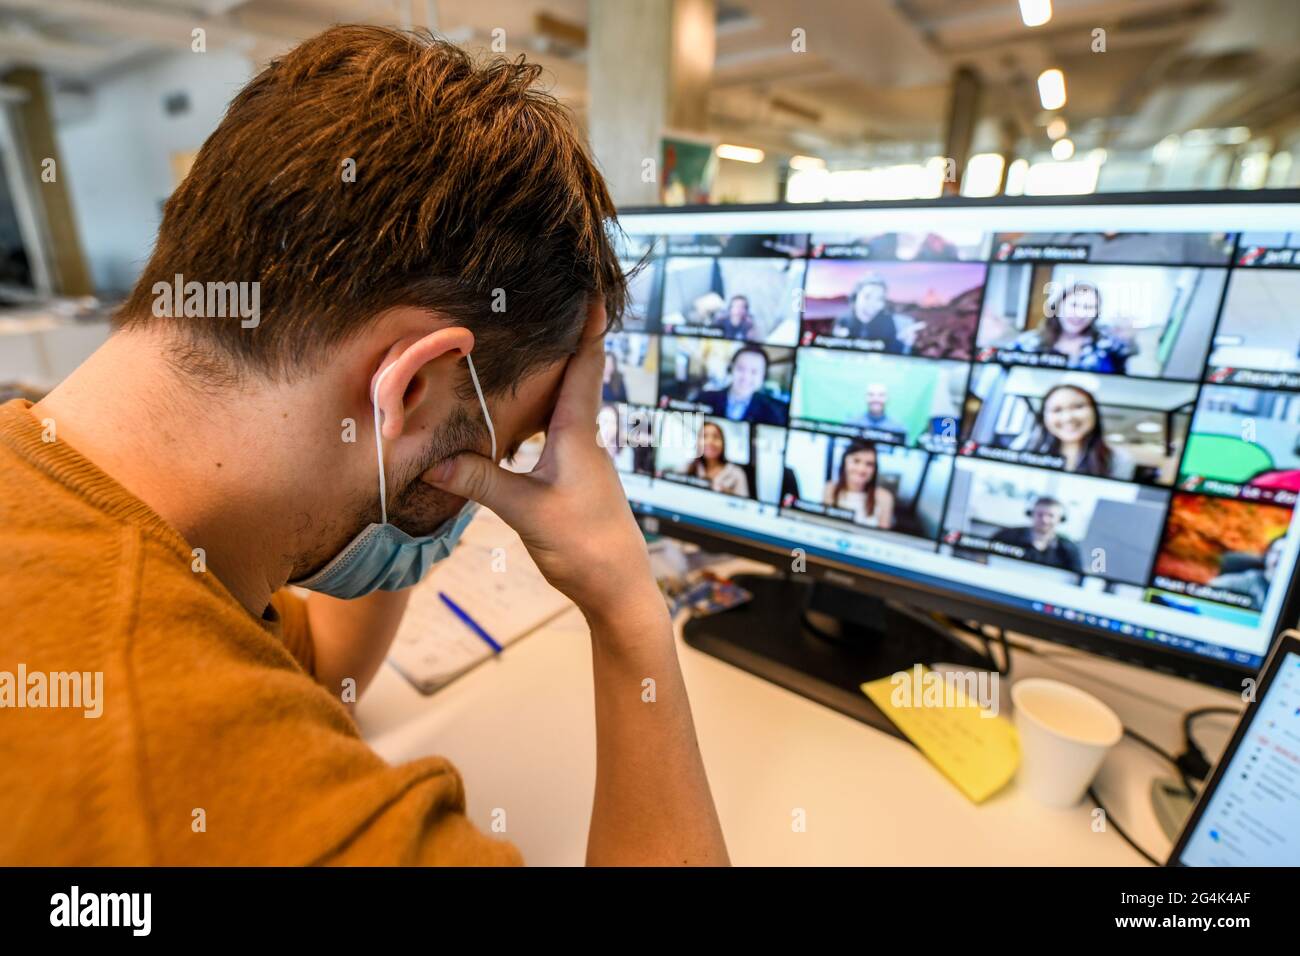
[0,0,1296,161]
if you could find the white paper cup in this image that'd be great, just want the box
[1011,678,1123,808]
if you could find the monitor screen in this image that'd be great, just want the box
[1176,648,1300,865]
[607,198,1300,681]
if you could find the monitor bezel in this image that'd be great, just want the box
[1166,630,1299,864]
[618,189,1300,689]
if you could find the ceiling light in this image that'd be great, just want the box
[716,144,765,164]
[1019,0,1052,27]
[1005,158,1030,195]
[962,153,1005,197]
[1051,138,1075,161]
[789,154,826,171]
[1038,69,1067,111]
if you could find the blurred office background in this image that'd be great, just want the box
[0,0,1298,391]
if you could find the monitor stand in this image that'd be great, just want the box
[682,572,993,739]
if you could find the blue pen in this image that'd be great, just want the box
[438,591,503,655]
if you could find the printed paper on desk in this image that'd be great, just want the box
[861,665,1020,804]
[387,508,573,693]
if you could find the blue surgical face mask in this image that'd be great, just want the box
[290,353,496,599]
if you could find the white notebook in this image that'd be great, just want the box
[386,507,573,693]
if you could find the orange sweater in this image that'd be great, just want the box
[0,399,520,865]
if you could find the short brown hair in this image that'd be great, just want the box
[118,25,626,394]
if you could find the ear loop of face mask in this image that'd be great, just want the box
[370,352,496,526]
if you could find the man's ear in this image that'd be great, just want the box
[372,327,475,442]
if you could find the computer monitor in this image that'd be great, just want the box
[608,191,1300,690]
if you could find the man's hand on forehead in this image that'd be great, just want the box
[425,296,653,615]
[577,294,609,348]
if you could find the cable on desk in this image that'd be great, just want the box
[1088,785,1162,866]
[935,614,1013,676]
[1177,705,1242,787]
[991,627,1011,677]
[1127,725,1196,797]
[1086,704,1243,865]
[1087,723,1191,865]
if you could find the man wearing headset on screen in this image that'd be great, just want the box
[0,27,728,866]
[991,496,1084,574]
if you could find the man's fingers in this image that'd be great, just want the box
[553,298,608,429]
[424,452,530,521]
[577,294,609,347]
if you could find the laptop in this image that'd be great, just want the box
[1169,630,1300,866]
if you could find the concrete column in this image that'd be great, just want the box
[3,69,93,295]
[941,66,981,197]
[668,0,715,132]
[588,0,671,207]
[587,0,715,207]
[994,118,1018,195]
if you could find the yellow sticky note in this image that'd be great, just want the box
[861,665,1019,804]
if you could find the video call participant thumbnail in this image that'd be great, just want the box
[942,458,1168,587]
[602,331,658,406]
[1027,382,1183,482]
[1179,385,1300,501]
[789,348,967,450]
[695,346,788,424]
[655,417,751,498]
[1206,269,1300,387]
[977,264,1224,379]
[660,251,804,346]
[1008,281,1133,373]
[1210,534,1287,612]
[781,430,951,539]
[660,337,793,425]
[800,260,986,359]
[830,274,918,353]
[822,439,895,529]
[855,383,908,441]
[961,366,1196,484]
[598,403,658,476]
[990,496,1082,574]
[753,425,797,505]
[1151,493,1294,612]
[715,295,756,340]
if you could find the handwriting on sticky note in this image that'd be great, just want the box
[861,665,1019,803]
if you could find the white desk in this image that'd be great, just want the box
[356,560,1241,866]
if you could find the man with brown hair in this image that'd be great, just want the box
[0,26,728,866]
